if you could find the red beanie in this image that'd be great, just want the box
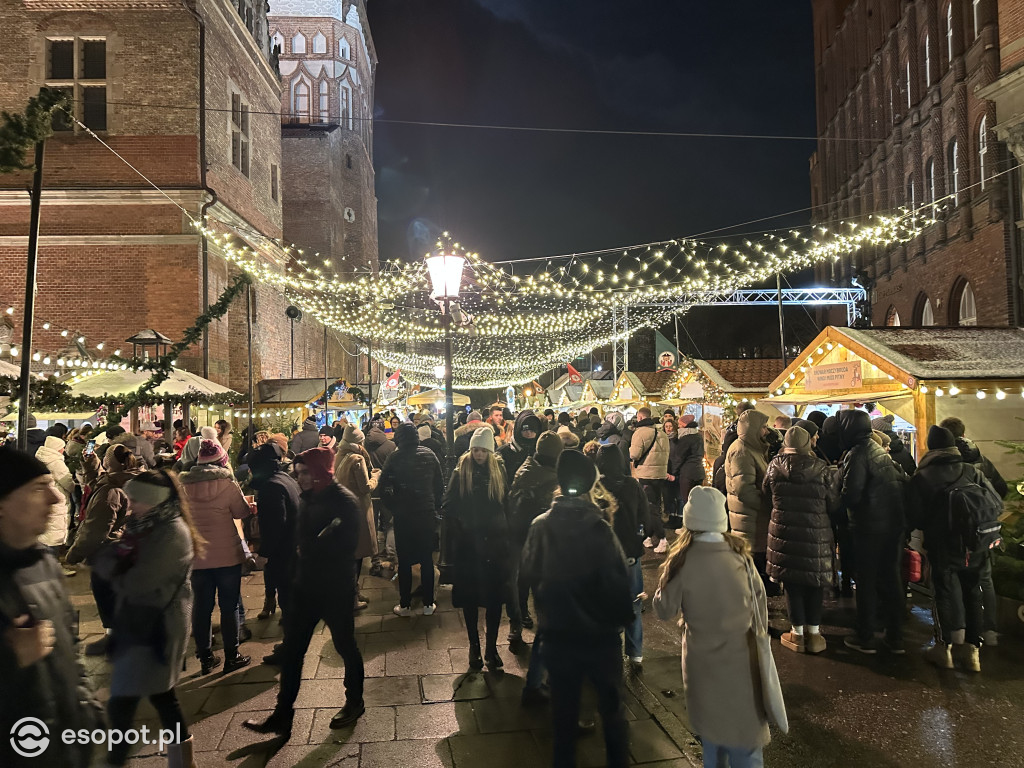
[296,447,335,491]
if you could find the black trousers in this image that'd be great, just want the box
[931,563,984,646]
[107,690,188,766]
[463,604,502,650]
[638,478,666,540]
[545,637,629,768]
[394,517,435,608]
[91,571,117,629]
[853,532,904,644]
[263,555,290,614]
[784,583,824,626]
[277,587,364,712]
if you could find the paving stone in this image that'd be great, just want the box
[266,744,359,767]
[451,672,492,702]
[421,672,493,703]
[485,671,526,699]
[365,630,429,655]
[449,732,543,768]
[532,728,621,768]
[355,614,384,634]
[363,675,423,706]
[316,647,386,679]
[309,705,395,743]
[469,696,551,734]
[292,678,359,709]
[427,626,472,650]
[216,708,315,750]
[628,719,683,763]
[361,738,455,768]
[200,682,279,716]
[386,647,455,676]
[395,701,478,739]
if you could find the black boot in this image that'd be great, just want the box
[468,643,483,670]
[223,653,252,673]
[484,646,504,672]
[199,653,222,676]
[257,598,276,620]
[242,708,293,736]
[262,643,285,666]
[329,701,366,729]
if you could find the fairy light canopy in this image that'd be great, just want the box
[195,207,937,388]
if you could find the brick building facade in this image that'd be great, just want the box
[810,0,1023,328]
[0,0,365,398]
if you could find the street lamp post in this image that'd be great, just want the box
[425,251,466,449]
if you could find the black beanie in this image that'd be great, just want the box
[394,423,419,449]
[0,446,50,501]
[927,425,956,450]
[249,442,284,472]
[557,449,598,497]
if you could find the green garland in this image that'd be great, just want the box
[0,88,68,173]
[0,275,251,416]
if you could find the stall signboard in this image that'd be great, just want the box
[805,361,864,391]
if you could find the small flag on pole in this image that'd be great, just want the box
[567,363,584,384]
[385,369,401,389]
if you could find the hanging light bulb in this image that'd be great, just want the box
[920,385,928,394]
[935,387,944,397]
[949,385,960,396]
[9,346,17,357]
[32,350,40,361]
[996,389,1006,400]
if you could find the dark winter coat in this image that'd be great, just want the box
[421,435,447,471]
[379,444,445,522]
[450,420,487,462]
[364,425,396,470]
[956,437,1008,498]
[597,411,631,467]
[817,416,844,464]
[884,430,917,475]
[508,454,559,544]
[764,452,837,587]
[669,428,705,483]
[0,544,101,768]
[250,468,300,561]
[293,481,361,593]
[838,410,907,536]
[521,496,634,642]
[65,469,138,565]
[908,448,1000,567]
[443,460,511,608]
[603,476,649,561]
[26,427,48,454]
[497,409,541,480]
[290,421,320,456]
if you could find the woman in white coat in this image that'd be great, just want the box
[654,486,780,768]
[35,434,75,549]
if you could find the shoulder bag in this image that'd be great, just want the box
[742,554,789,734]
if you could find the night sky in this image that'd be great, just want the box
[366,0,817,266]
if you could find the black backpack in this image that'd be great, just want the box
[946,468,1003,568]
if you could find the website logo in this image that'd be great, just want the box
[10,717,50,758]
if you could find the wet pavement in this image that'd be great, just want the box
[69,544,1024,767]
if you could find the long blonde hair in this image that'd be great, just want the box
[457,450,506,502]
[657,527,749,592]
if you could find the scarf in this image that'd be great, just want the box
[112,499,181,574]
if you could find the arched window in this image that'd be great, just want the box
[291,33,306,54]
[339,82,352,129]
[924,33,932,88]
[886,306,902,327]
[339,38,350,59]
[979,116,988,190]
[312,33,327,54]
[905,59,912,109]
[271,31,284,53]
[925,158,936,203]
[318,80,328,120]
[906,175,916,210]
[292,80,309,122]
[948,138,959,205]
[946,3,954,66]
[956,281,978,325]
[916,293,936,326]
[974,0,982,39]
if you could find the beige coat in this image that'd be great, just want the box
[654,539,771,750]
[630,420,670,480]
[335,445,380,560]
[725,410,770,552]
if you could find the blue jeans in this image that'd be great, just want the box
[192,564,242,658]
[624,558,643,659]
[525,632,545,689]
[702,741,763,768]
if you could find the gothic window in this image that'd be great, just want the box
[45,37,107,131]
[339,38,351,59]
[979,116,988,190]
[293,80,310,122]
[339,82,352,129]
[313,32,327,54]
[905,59,912,109]
[318,80,329,121]
[271,31,284,54]
[270,163,279,202]
[924,34,932,88]
[230,91,250,176]
[919,296,935,326]
[973,0,982,39]
[925,159,936,203]
[948,138,959,205]
[906,174,915,210]
[956,280,978,325]
[292,33,306,54]
[946,3,954,67]
[885,306,901,326]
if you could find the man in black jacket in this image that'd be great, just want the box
[244,447,364,737]
[522,450,634,768]
[379,425,444,615]
[497,409,542,480]
[837,410,908,654]
[0,447,101,768]
[909,426,1000,672]
[871,416,917,475]
[248,443,299,625]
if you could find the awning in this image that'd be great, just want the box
[0,360,21,378]
[67,368,238,399]
[407,388,471,407]
[767,390,910,405]
[1,410,98,423]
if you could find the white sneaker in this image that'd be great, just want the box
[653,539,668,554]
[392,605,412,617]
[642,537,654,548]
[422,604,436,616]
[983,630,999,647]
[628,656,643,663]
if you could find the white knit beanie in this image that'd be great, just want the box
[469,426,495,453]
[418,424,432,441]
[683,486,728,533]
[200,425,218,440]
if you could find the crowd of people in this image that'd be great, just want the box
[0,397,1010,767]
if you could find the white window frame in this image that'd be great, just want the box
[313,32,327,54]
[979,116,988,190]
[291,33,306,54]
[949,139,959,205]
[925,34,932,87]
[339,38,350,59]
[293,79,310,122]
[230,90,250,177]
[906,60,912,109]
[318,80,329,121]
[921,298,935,326]
[339,82,352,129]
[973,0,982,39]
[926,158,936,203]
[906,175,915,210]
[947,4,954,64]
[959,282,977,326]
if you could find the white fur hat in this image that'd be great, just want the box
[683,486,728,534]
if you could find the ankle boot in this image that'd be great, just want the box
[468,643,483,670]
[166,735,198,768]
[257,598,276,620]
[484,646,503,672]
[953,642,981,673]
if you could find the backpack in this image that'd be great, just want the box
[946,468,1003,568]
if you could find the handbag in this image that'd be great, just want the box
[742,555,789,734]
[902,547,922,584]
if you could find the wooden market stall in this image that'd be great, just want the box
[605,370,676,411]
[766,326,1024,474]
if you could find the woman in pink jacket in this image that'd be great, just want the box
[179,439,252,675]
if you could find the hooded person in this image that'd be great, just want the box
[379,424,444,616]
[596,411,632,469]
[34,435,75,550]
[290,416,320,456]
[334,424,380,609]
[497,409,543,480]
[764,426,837,654]
[418,423,447,469]
[816,415,844,464]
[244,446,366,737]
[24,413,48,454]
[0,447,103,768]
[248,443,300,626]
[872,416,917,475]
[521,449,633,767]
[670,414,706,505]
[836,409,908,654]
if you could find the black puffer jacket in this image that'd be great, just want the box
[1,544,101,768]
[365,425,396,470]
[764,452,837,587]
[669,428,705,483]
[250,467,300,561]
[521,495,634,642]
[293,481,361,592]
[508,454,559,543]
[597,445,649,560]
[817,415,844,464]
[379,444,444,521]
[838,410,907,535]
[956,437,1008,498]
[497,409,541,480]
[883,430,917,475]
[908,448,1000,567]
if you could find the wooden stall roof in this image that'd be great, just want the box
[697,359,786,393]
